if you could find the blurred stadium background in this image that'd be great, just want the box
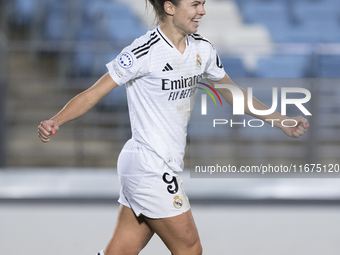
[0,0,340,254]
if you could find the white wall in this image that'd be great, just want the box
[1,204,340,255]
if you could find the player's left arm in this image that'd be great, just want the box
[207,74,309,138]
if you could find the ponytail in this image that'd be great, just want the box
[146,0,181,25]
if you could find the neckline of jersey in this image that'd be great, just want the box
[156,26,190,56]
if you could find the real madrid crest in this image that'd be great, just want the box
[173,195,183,209]
[196,54,202,68]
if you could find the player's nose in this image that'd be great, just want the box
[198,5,206,16]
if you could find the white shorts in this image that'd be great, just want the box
[117,138,190,219]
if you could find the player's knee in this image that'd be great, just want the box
[104,248,139,255]
[186,237,203,255]
[104,244,141,255]
[192,240,203,255]
[104,238,143,255]
[171,236,202,255]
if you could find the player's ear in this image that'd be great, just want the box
[164,1,175,16]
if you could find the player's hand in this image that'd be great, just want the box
[38,120,59,143]
[280,116,309,138]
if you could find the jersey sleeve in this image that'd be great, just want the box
[106,44,147,86]
[203,45,226,81]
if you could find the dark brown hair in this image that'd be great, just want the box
[146,0,182,25]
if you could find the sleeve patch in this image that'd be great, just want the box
[118,52,134,69]
[112,60,124,78]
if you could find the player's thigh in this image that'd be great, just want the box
[145,209,202,255]
[105,205,154,255]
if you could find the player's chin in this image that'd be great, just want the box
[188,22,199,33]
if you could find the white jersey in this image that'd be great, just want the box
[106,26,225,172]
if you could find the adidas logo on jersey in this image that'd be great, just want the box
[162,63,173,72]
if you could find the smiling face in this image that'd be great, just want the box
[169,0,206,35]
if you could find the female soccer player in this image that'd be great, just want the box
[38,0,309,254]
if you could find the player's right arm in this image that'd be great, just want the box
[38,73,118,143]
